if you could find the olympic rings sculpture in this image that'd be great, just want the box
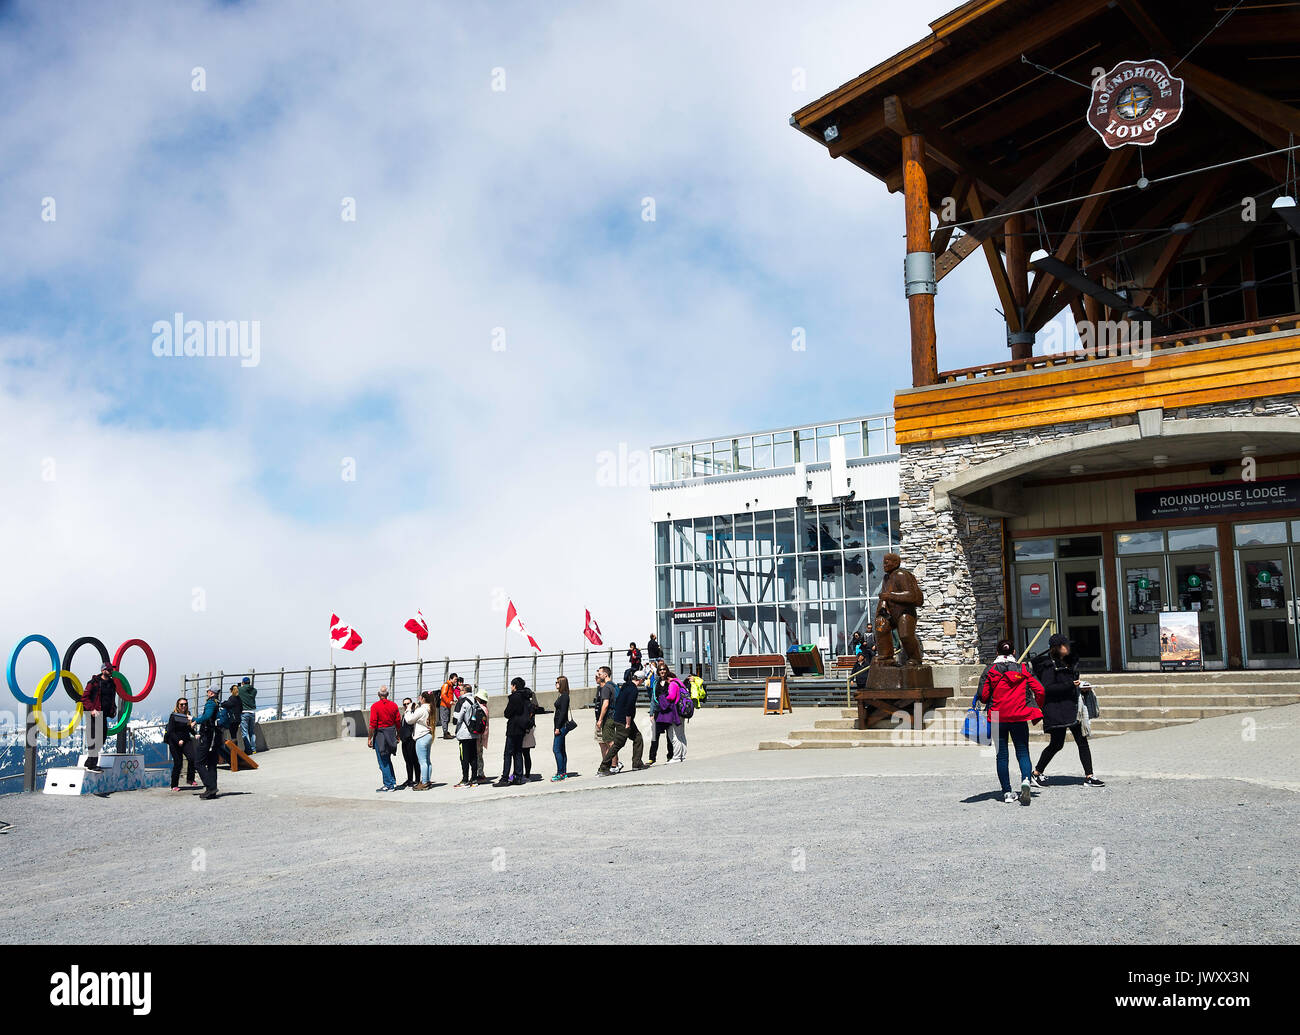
[5,636,156,740]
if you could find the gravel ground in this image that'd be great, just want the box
[1,771,1296,944]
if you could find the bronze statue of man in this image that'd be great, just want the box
[874,553,924,666]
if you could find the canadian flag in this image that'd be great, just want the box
[329,614,363,652]
[505,600,541,652]
[583,609,603,646]
[404,610,429,641]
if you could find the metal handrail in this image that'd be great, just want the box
[1019,618,1057,663]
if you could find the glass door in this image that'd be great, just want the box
[1014,564,1055,655]
[1171,551,1225,667]
[1120,554,1165,666]
[1057,559,1105,669]
[1239,549,1296,665]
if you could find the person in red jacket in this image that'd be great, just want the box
[367,685,401,792]
[977,639,1046,806]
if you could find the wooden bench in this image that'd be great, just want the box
[832,655,859,670]
[727,654,786,679]
[853,689,950,730]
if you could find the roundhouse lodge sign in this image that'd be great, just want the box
[1087,58,1185,149]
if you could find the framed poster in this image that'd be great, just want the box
[1159,611,1203,671]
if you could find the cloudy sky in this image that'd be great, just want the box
[0,0,1030,711]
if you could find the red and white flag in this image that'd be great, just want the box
[329,613,363,652]
[583,609,603,646]
[404,610,429,641]
[505,599,541,652]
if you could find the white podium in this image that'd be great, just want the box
[43,753,171,795]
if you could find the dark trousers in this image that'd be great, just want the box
[84,711,105,768]
[177,737,217,791]
[1036,723,1094,775]
[198,723,220,771]
[649,720,675,762]
[458,740,476,783]
[502,735,525,781]
[601,719,644,771]
[169,740,196,787]
[400,738,420,784]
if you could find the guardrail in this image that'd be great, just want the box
[183,648,628,720]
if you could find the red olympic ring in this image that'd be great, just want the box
[111,639,156,702]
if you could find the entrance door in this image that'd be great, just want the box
[1239,548,1297,665]
[1015,564,1055,654]
[1058,559,1104,669]
[1120,554,1165,666]
[1171,551,1224,667]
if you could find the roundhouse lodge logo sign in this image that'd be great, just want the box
[1087,58,1184,149]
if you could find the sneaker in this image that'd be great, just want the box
[172,787,182,792]
[612,763,625,775]
[1084,776,1106,787]
[199,790,218,800]
[1018,777,1032,805]
[1002,791,1018,804]
[454,781,466,788]
[596,768,611,777]
[1030,773,1049,788]
[493,779,510,788]
[551,774,565,782]
[632,763,648,770]
[188,781,198,787]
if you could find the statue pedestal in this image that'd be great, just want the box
[43,753,170,796]
[854,665,947,729]
[865,665,935,691]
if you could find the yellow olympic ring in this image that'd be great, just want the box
[33,670,84,740]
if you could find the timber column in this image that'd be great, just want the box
[901,134,937,386]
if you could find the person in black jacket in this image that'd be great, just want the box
[552,676,572,781]
[1030,634,1104,788]
[495,678,531,787]
[164,698,198,790]
[646,635,663,661]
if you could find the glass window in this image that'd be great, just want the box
[799,508,819,552]
[845,598,872,644]
[753,434,773,470]
[844,552,869,597]
[865,418,887,457]
[653,449,671,484]
[695,567,715,605]
[774,510,796,555]
[1235,522,1287,547]
[733,605,758,652]
[818,508,843,553]
[736,437,752,472]
[733,513,755,557]
[796,428,814,463]
[692,444,711,477]
[671,519,694,563]
[714,514,733,559]
[866,549,888,598]
[842,504,864,550]
[1013,538,1054,561]
[655,522,670,564]
[1168,526,1218,551]
[757,559,776,602]
[778,604,799,650]
[1057,535,1102,558]
[734,562,755,605]
[885,417,896,453]
[713,441,733,476]
[889,502,900,549]
[865,500,891,549]
[755,512,773,555]
[674,566,694,605]
[816,426,836,461]
[800,555,820,600]
[1124,565,1163,614]
[656,567,670,609]
[775,556,797,602]
[694,517,713,560]
[839,423,861,458]
[672,447,690,480]
[820,551,843,599]
[1116,530,1165,554]
[718,562,736,604]
[773,432,794,468]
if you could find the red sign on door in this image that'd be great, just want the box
[1075,580,1088,595]
[1029,583,1041,596]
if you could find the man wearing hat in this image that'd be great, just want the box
[471,687,491,783]
[598,668,647,775]
[80,663,119,773]
[237,676,258,754]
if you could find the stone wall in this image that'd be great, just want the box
[898,393,1300,665]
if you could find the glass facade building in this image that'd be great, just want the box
[651,414,901,673]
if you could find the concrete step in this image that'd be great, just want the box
[960,672,1300,688]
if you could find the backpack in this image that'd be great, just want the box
[687,675,705,703]
[674,679,696,720]
[216,706,239,731]
[466,698,487,737]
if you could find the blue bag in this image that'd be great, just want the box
[962,692,992,745]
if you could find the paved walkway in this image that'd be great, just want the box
[0,704,1295,944]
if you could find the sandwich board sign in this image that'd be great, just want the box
[1159,611,1203,671]
[764,674,791,715]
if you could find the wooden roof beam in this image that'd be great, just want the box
[1023,146,1133,328]
[966,185,1022,332]
[882,95,1009,201]
[935,125,1098,282]
[1131,171,1230,310]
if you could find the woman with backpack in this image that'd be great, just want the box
[1030,633,1104,788]
[648,661,674,765]
[977,639,1046,805]
[552,676,573,781]
[452,687,483,787]
[655,663,688,764]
